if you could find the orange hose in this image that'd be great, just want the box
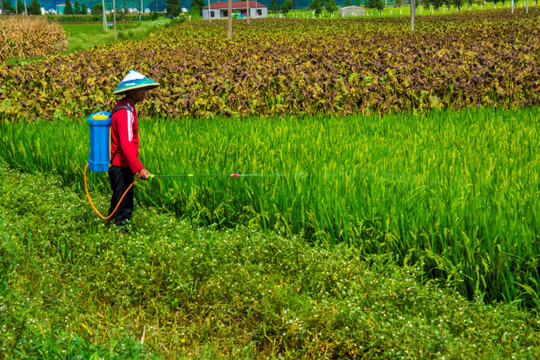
[84,163,139,220]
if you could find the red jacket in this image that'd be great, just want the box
[110,99,144,174]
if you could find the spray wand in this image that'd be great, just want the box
[85,167,292,220]
[147,173,293,180]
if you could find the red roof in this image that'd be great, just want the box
[203,1,267,9]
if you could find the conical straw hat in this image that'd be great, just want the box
[113,70,159,95]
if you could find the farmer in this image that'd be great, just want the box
[108,70,159,227]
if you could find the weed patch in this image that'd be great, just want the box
[0,160,539,359]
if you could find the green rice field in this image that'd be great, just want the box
[1,107,539,305]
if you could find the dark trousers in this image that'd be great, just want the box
[108,166,134,226]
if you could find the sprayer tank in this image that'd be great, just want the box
[88,111,112,172]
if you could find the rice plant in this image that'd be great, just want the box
[0,107,539,305]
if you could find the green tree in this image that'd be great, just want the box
[426,0,443,8]
[452,0,464,8]
[91,2,102,15]
[311,0,323,14]
[16,0,24,13]
[355,0,362,5]
[326,0,337,12]
[166,0,181,16]
[64,0,73,14]
[281,0,292,14]
[270,0,280,14]
[367,0,384,11]
[344,0,351,5]
[80,2,87,13]
[3,0,16,13]
[73,0,80,13]
[189,0,203,15]
[27,0,41,14]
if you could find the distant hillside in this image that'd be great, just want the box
[3,0,359,14]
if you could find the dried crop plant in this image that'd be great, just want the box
[0,17,68,63]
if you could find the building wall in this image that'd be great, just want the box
[202,7,267,19]
[201,9,213,18]
[339,6,365,16]
[249,7,267,18]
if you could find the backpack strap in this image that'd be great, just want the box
[112,104,131,115]
[110,104,133,164]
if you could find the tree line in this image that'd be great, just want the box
[3,0,533,17]
[0,0,166,15]
[1,0,41,14]
[0,0,90,14]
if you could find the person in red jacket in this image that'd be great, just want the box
[108,70,159,226]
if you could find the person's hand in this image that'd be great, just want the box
[136,168,151,180]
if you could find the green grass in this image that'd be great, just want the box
[62,18,173,53]
[1,158,539,359]
[0,107,539,306]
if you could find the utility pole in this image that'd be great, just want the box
[208,0,211,21]
[113,0,117,41]
[410,0,415,31]
[227,0,232,39]
[1,0,4,16]
[123,0,126,29]
[102,0,108,31]
[246,0,250,23]
[511,0,514,13]
[24,0,27,15]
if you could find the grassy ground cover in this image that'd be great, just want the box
[0,107,538,305]
[62,19,174,53]
[46,13,153,23]
[1,158,539,359]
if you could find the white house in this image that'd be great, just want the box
[339,6,365,16]
[202,1,267,19]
